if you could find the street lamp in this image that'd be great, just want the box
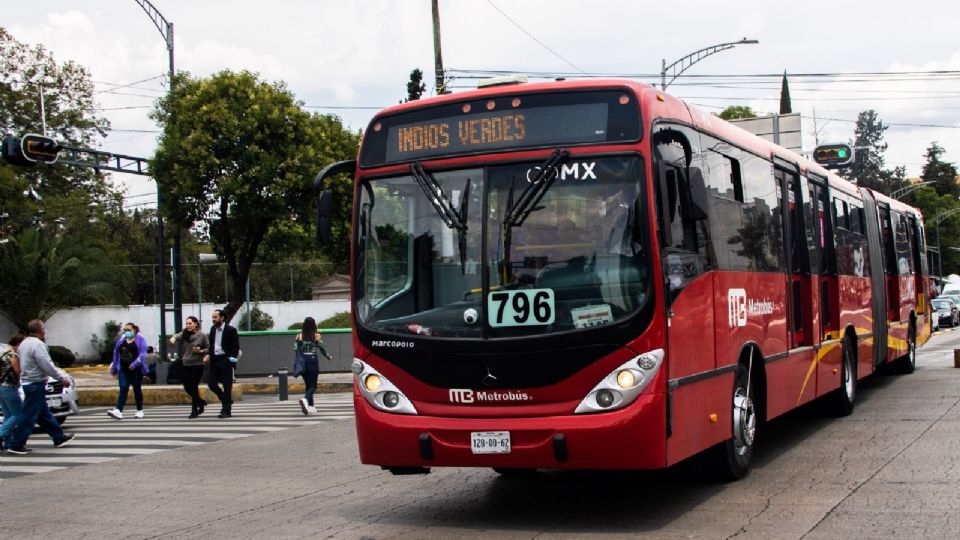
[932,207,960,279]
[132,0,182,364]
[661,38,759,91]
[890,180,936,200]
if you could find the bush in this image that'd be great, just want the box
[318,312,351,329]
[287,321,303,330]
[237,304,274,331]
[89,320,121,363]
[49,345,77,368]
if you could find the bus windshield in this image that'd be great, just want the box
[355,155,650,339]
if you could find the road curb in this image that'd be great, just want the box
[77,382,352,405]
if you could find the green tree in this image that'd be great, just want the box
[0,228,126,331]
[921,142,959,198]
[842,110,890,193]
[717,106,757,120]
[779,71,792,114]
[150,70,359,322]
[403,68,426,102]
[0,27,111,202]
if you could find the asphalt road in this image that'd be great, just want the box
[2,330,960,539]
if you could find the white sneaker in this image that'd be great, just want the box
[134,410,144,419]
[307,406,317,414]
[299,398,309,416]
[107,409,123,420]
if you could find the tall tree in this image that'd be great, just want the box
[717,106,757,120]
[779,71,792,114]
[404,68,426,103]
[0,27,111,202]
[842,110,889,193]
[150,70,359,322]
[921,141,959,198]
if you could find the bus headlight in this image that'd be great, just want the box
[353,358,418,415]
[575,349,664,414]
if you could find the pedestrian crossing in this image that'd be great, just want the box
[0,394,354,479]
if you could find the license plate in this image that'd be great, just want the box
[471,431,511,454]
[47,397,62,408]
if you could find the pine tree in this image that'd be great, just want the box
[403,68,426,103]
[922,142,959,198]
[842,110,889,193]
[779,71,792,114]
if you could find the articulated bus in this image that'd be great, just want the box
[314,78,930,479]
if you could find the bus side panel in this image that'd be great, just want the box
[666,273,716,380]
[815,339,843,398]
[714,272,789,365]
[665,374,733,466]
[838,275,874,377]
[765,348,818,420]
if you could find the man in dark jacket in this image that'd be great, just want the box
[205,309,240,418]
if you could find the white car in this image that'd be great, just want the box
[0,376,79,425]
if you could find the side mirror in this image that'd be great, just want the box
[683,167,709,222]
[316,190,333,247]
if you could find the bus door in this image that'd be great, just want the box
[877,203,900,325]
[776,161,813,349]
[811,177,838,342]
[909,216,927,320]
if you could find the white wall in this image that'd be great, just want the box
[0,300,351,360]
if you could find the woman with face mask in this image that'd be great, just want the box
[107,322,149,419]
[169,316,210,418]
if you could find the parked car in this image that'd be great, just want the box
[932,298,959,328]
[0,344,79,426]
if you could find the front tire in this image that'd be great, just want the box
[896,322,917,374]
[830,336,857,416]
[717,362,756,480]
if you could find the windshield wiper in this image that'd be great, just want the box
[410,161,465,231]
[503,149,569,227]
[410,162,471,274]
[500,149,569,283]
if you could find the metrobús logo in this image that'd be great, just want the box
[727,288,775,328]
[449,389,532,404]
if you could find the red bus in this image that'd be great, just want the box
[314,78,930,479]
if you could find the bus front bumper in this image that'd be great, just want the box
[354,392,668,470]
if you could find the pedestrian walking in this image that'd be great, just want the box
[293,317,333,416]
[0,334,26,450]
[169,316,210,418]
[205,309,239,418]
[106,322,150,420]
[3,320,75,454]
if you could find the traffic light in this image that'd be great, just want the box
[2,135,34,167]
[21,133,60,164]
[814,143,854,168]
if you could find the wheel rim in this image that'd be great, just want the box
[908,326,917,368]
[733,387,755,455]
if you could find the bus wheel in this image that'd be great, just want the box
[831,336,857,416]
[718,362,755,480]
[896,322,917,375]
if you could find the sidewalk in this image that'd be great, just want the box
[66,366,354,406]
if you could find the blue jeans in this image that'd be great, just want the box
[7,382,66,448]
[303,367,319,406]
[0,385,23,446]
[117,367,144,411]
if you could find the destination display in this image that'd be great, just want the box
[359,90,641,166]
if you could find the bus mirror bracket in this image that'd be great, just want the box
[317,190,334,247]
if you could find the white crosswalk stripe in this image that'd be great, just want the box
[0,394,354,479]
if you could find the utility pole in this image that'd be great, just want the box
[432,0,446,95]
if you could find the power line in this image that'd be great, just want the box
[483,0,587,75]
[93,75,166,95]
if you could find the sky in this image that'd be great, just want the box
[5,0,960,207]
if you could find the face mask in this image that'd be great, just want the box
[124,331,135,339]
